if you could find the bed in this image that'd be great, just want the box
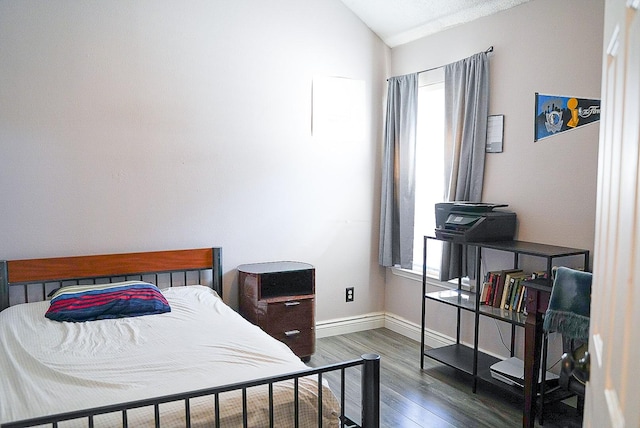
[0,247,379,428]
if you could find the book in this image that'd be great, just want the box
[490,273,501,307]
[516,285,527,313]
[480,281,490,304]
[485,281,493,305]
[483,272,492,304]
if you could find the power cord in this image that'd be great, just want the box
[494,318,511,353]
[493,320,561,371]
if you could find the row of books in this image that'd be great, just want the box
[478,269,548,314]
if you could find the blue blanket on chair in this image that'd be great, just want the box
[543,267,592,341]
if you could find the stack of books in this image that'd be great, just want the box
[479,269,549,314]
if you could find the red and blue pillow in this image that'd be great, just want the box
[45,281,171,322]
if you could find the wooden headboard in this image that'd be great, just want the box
[0,247,222,311]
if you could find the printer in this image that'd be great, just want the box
[434,202,516,243]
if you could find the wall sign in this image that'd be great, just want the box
[534,93,601,142]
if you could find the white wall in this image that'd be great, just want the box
[386,0,604,359]
[0,0,390,321]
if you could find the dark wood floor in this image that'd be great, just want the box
[307,328,583,428]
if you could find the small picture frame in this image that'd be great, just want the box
[486,114,504,153]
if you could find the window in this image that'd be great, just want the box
[412,70,445,277]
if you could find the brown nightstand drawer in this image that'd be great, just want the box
[263,299,313,333]
[269,328,315,358]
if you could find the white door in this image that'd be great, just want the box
[585,0,640,427]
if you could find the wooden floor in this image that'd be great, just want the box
[307,328,582,428]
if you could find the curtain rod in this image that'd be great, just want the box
[416,45,494,75]
[387,45,494,81]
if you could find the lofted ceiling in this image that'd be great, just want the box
[338,0,531,47]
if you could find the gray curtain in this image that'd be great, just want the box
[440,52,490,281]
[379,73,418,268]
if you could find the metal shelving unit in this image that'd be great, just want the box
[420,236,589,398]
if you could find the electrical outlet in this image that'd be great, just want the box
[345,287,354,302]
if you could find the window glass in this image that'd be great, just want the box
[413,71,444,277]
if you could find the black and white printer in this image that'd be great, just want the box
[435,202,516,243]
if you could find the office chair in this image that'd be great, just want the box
[543,266,592,413]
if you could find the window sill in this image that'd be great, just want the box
[390,267,457,290]
[390,266,422,282]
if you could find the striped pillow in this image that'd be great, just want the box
[45,281,171,322]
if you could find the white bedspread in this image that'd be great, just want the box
[0,285,339,427]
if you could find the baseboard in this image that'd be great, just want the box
[315,311,454,350]
[315,312,386,338]
[316,312,511,362]
[383,312,454,349]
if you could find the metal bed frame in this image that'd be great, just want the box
[0,247,380,428]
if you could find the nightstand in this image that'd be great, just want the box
[238,261,315,361]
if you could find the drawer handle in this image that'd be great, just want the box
[284,301,301,307]
[284,329,300,337]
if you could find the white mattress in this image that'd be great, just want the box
[0,285,340,427]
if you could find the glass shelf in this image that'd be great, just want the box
[478,303,527,326]
[426,289,527,325]
[425,289,475,311]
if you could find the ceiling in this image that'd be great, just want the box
[338,0,531,47]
